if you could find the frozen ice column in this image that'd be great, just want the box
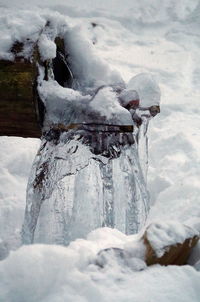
[22,81,160,245]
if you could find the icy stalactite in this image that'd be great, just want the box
[137,118,149,182]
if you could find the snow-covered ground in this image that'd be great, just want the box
[0,0,200,301]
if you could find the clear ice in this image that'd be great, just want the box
[22,85,157,245]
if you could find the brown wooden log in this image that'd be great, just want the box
[0,40,42,138]
[0,37,67,139]
[0,58,42,138]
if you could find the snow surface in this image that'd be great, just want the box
[0,232,200,302]
[0,0,200,301]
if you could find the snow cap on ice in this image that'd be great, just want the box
[128,73,161,107]
[119,89,139,107]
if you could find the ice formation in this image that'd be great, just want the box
[0,7,161,245]
[22,79,160,245]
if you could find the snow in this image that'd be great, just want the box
[0,137,40,250]
[38,79,86,129]
[119,89,139,106]
[0,234,200,302]
[38,34,56,61]
[89,86,133,124]
[64,26,124,91]
[0,0,200,301]
[38,78,83,103]
[128,73,161,107]
[0,9,45,60]
[0,8,72,60]
[0,7,123,91]
[38,80,132,128]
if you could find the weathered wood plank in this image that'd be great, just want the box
[0,59,42,138]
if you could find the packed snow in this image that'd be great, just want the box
[0,0,200,301]
[38,79,133,128]
[128,73,161,107]
[0,230,200,302]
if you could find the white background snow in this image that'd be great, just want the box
[0,0,200,301]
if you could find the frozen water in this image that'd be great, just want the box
[22,123,150,245]
[0,4,158,247]
[23,48,154,245]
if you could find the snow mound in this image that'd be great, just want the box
[0,7,123,92]
[119,89,139,106]
[0,9,68,60]
[38,80,133,127]
[0,137,40,251]
[89,86,133,124]
[65,25,124,91]
[38,34,56,61]
[0,231,200,302]
[38,79,86,129]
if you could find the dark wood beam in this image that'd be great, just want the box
[0,59,42,138]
